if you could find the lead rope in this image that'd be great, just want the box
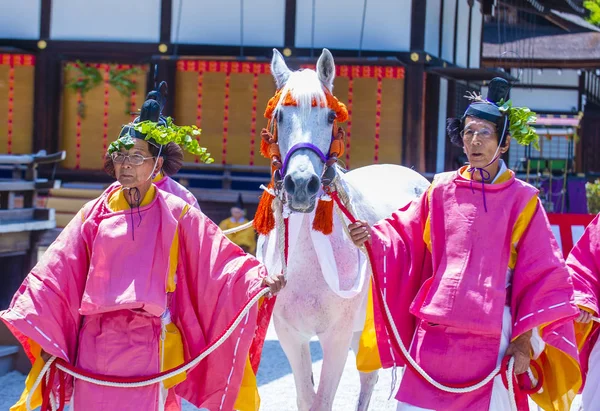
[26,287,270,411]
[329,178,528,410]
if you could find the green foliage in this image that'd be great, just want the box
[66,61,141,117]
[133,118,213,163]
[107,118,213,163]
[498,99,540,150]
[107,135,135,155]
[586,179,600,214]
[66,62,103,95]
[585,1,600,26]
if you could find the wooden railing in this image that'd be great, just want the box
[0,151,65,233]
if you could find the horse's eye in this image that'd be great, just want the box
[327,111,336,124]
[277,110,284,123]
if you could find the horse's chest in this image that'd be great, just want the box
[274,221,365,331]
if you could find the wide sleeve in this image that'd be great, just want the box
[173,208,268,411]
[0,210,89,364]
[367,191,433,369]
[510,199,581,411]
[567,213,600,315]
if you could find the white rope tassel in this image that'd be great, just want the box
[26,287,270,410]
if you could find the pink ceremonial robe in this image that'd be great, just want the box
[368,168,580,411]
[566,213,600,384]
[1,186,267,411]
[108,174,200,209]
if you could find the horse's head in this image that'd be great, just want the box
[268,48,346,213]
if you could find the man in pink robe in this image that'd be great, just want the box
[1,84,283,411]
[566,213,600,410]
[349,78,581,411]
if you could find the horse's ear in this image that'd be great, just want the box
[271,48,291,89]
[317,48,335,91]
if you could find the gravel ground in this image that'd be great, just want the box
[0,324,583,410]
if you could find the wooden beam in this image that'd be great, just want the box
[402,64,427,171]
[481,58,600,70]
[32,53,62,154]
[160,0,173,44]
[40,0,52,39]
[284,0,297,49]
[411,0,427,50]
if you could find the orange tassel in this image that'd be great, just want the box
[312,198,334,235]
[253,185,276,235]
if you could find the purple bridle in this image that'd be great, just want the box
[280,142,331,177]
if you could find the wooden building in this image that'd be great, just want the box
[0,0,505,222]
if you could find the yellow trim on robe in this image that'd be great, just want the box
[11,340,44,411]
[153,172,164,184]
[530,345,581,411]
[508,195,539,270]
[356,280,383,372]
[107,184,156,211]
[459,165,512,184]
[233,298,265,411]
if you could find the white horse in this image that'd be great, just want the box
[257,48,430,411]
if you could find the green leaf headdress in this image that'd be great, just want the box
[448,77,539,150]
[107,81,214,164]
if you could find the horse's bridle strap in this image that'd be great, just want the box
[281,142,329,176]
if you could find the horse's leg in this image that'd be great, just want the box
[275,319,316,411]
[350,331,378,411]
[311,326,354,411]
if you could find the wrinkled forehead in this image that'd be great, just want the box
[464,116,496,130]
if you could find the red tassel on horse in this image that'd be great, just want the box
[312,198,334,235]
[253,184,276,235]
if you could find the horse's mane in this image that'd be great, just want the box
[274,69,327,120]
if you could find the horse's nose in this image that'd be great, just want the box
[284,173,320,197]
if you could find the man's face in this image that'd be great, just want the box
[462,117,502,169]
[231,207,244,220]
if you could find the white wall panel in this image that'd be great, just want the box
[50,0,160,42]
[295,0,411,51]
[510,69,579,87]
[509,88,579,112]
[441,0,457,62]
[172,0,284,46]
[469,2,483,68]
[455,0,470,67]
[0,0,41,40]
[425,0,442,57]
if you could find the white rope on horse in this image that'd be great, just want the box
[331,179,522,405]
[26,287,270,411]
[222,220,254,235]
[273,196,288,279]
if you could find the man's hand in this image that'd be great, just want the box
[348,220,371,247]
[505,330,533,375]
[262,273,286,296]
[576,308,594,324]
